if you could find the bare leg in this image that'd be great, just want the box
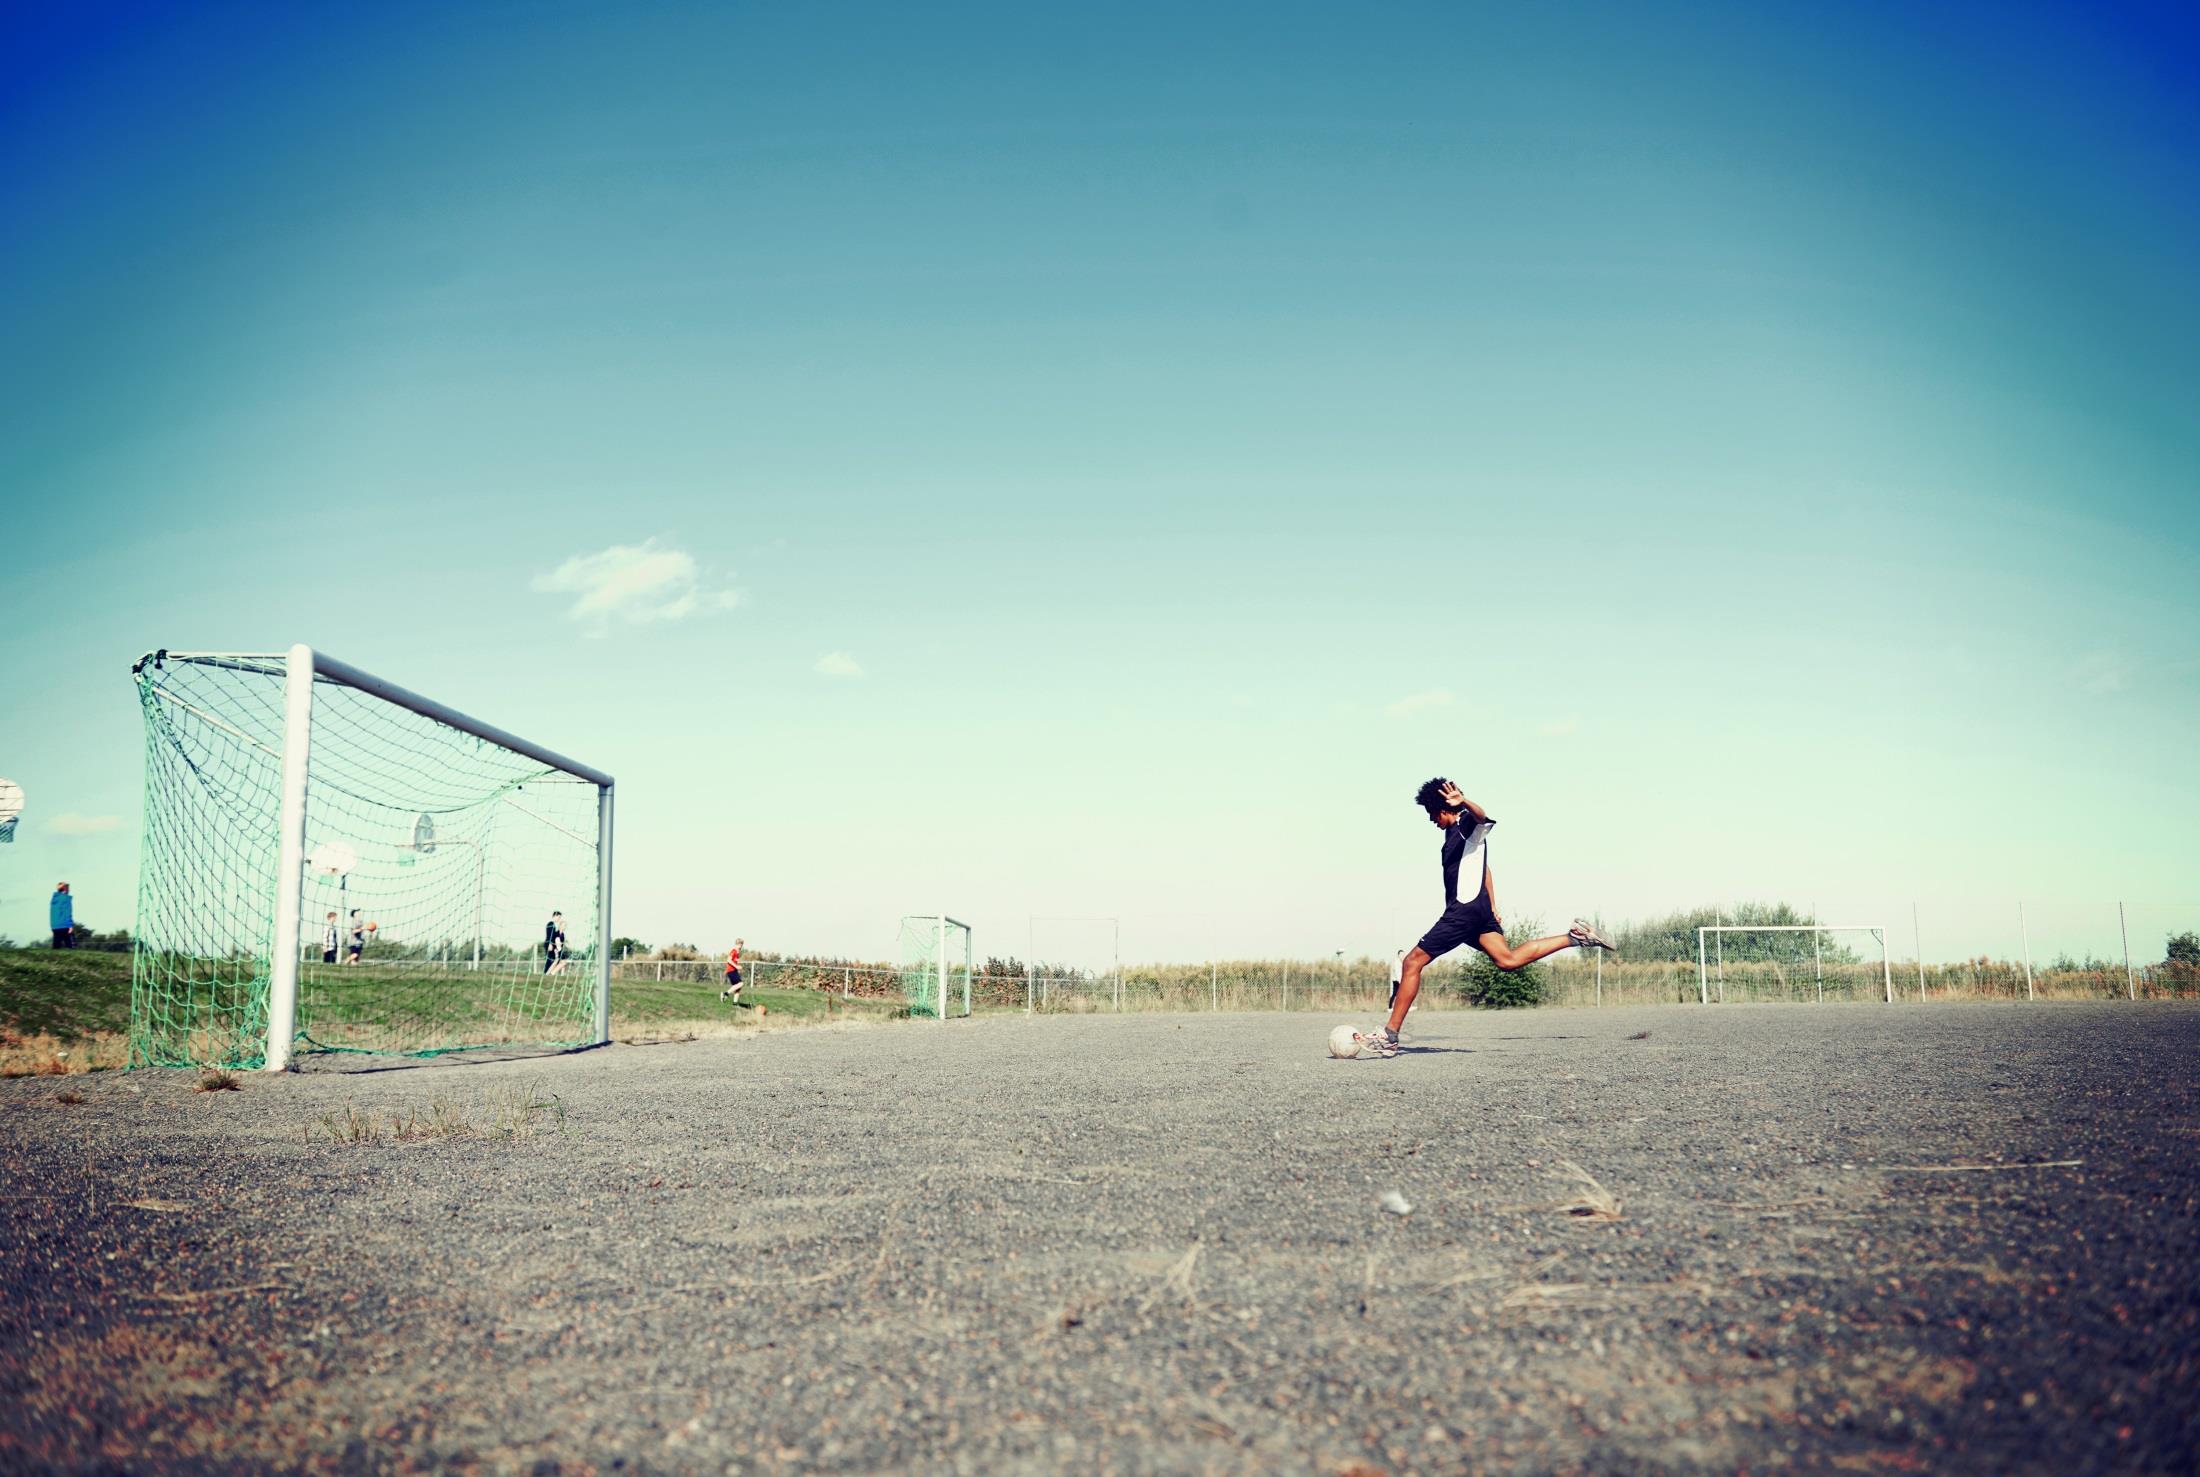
[1386,948,1432,1035]
[1477,932,1576,971]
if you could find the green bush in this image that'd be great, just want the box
[1460,917,1548,1009]
[2168,931,2200,967]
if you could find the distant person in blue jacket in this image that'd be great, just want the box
[50,883,74,949]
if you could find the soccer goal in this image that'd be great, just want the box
[900,915,972,1020]
[1696,925,1894,1005]
[131,646,614,1070]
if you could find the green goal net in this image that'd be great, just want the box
[131,649,611,1068]
[899,915,972,1020]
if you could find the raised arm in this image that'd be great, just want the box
[1436,780,1489,825]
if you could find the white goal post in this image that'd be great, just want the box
[1696,925,1894,1005]
[899,914,973,1021]
[133,644,614,1071]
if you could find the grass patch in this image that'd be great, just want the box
[0,1029,126,1077]
[307,1079,565,1147]
[0,948,134,1041]
[194,1069,242,1093]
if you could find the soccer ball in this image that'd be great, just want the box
[1328,1023,1368,1059]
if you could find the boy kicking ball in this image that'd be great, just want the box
[1365,777,1613,1059]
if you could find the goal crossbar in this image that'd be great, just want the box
[147,649,614,788]
[1695,925,1894,1005]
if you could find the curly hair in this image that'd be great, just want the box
[1413,776,1453,814]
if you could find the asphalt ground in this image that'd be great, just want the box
[3,1003,2196,1474]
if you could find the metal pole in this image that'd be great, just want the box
[937,913,947,1023]
[1812,904,1824,1003]
[1913,902,1926,1001]
[1714,912,1724,1002]
[1114,920,1122,1012]
[1879,929,1892,1004]
[2019,902,2035,1000]
[1697,928,1708,1006]
[594,784,614,1045]
[2121,901,2135,1000]
[473,847,485,971]
[263,644,315,1072]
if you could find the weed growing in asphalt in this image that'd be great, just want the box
[195,1069,242,1092]
[306,1079,565,1147]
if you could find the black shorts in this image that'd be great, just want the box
[1417,895,1502,960]
[726,967,742,985]
[323,949,338,964]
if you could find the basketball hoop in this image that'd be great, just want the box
[0,779,21,844]
[306,840,358,878]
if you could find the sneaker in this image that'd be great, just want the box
[1362,1027,1401,1059]
[1569,919,1617,952]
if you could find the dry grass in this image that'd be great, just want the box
[307,1079,566,1147]
[194,1069,242,1093]
[53,1087,87,1105]
[0,1029,128,1077]
[1553,1160,1624,1221]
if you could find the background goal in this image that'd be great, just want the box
[899,915,972,1020]
[1696,925,1894,1004]
[132,646,614,1069]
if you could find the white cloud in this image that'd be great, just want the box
[1538,717,1581,737]
[47,813,119,835]
[532,540,738,630]
[1384,689,1455,718]
[814,651,864,679]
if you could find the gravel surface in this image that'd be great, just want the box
[3,1003,2197,1474]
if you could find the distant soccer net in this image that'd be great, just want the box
[1696,926,1894,1005]
[132,647,614,1070]
[899,915,972,1020]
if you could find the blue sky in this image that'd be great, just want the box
[2,0,2195,966]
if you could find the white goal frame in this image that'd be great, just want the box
[902,914,973,1022]
[1696,925,1893,1005]
[241,645,615,1069]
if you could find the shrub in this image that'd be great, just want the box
[1459,918,1549,1009]
[2168,931,2200,967]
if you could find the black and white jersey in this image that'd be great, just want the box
[323,921,340,953]
[544,921,566,957]
[1441,818,1495,906]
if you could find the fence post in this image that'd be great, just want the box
[2019,902,2035,1000]
[2121,901,2135,1000]
[1913,902,1926,1002]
